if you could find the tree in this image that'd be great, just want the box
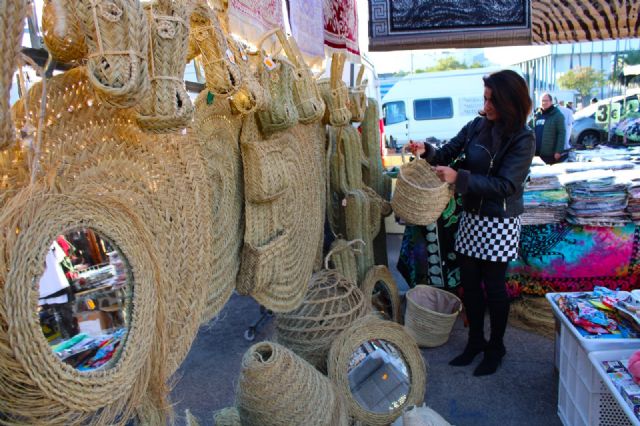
[426,57,469,72]
[557,66,605,102]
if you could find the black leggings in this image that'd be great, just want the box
[457,254,509,304]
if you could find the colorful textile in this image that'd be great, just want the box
[506,223,640,297]
[397,196,462,289]
[323,0,360,59]
[228,0,284,47]
[289,0,325,64]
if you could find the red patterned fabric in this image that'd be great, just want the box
[228,0,284,47]
[323,0,360,58]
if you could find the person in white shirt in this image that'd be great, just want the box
[557,99,575,152]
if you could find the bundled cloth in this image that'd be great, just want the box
[627,176,640,224]
[522,166,568,224]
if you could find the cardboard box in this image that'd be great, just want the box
[75,310,112,336]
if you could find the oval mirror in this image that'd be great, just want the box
[348,339,410,413]
[37,228,132,371]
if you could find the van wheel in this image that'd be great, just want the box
[578,130,601,148]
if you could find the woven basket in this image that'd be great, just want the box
[318,53,351,127]
[237,342,349,426]
[405,285,462,347]
[189,4,242,96]
[349,65,367,123]
[361,265,401,323]
[327,315,427,426]
[391,150,453,226]
[75,0,150,108]
[227,36,269,116]
[136,0,194,133]
[275,29,325,124]
[275,249,368,372]
[42,0,88,63]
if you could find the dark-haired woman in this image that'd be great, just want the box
[408,69,535,376]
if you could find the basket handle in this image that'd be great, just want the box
[256,27,282,56]
[323,239,365,270]
[355,65,365,87]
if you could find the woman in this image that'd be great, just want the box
[408,70,535,376]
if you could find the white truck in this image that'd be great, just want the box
[381,66,521,149]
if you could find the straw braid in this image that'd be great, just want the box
[227,36,269,115]
[327,315,427,426]
[0,186,162,424]
[42,0,88,63]
[360,98,390,199]
[361,265,402,323]
[237,342,349,426]
[0,0,28,150]
[327,238,363,285]
[188,4,242,96]
[345,190,375,284]
[136,0,194,132]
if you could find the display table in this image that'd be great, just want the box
[507,223,640,298]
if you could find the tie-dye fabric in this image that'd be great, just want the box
[507,223,640,297]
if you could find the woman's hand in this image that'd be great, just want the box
[407,140,425,156]
[434,166,457,184]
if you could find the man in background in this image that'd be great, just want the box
[533,93,566,164]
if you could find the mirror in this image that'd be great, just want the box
[37,228,132,371]
[371,282,393,321]
[347,339,410,413]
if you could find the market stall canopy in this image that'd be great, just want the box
[369,0,640,51]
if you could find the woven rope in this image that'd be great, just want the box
[214,407,242,426]
[391,154,453,226]
[360,98,390,200]
[136,1,194,133]
[237,341,349,426]
[188,4,242,96]
[0,0,28,150]
[348,65,367,123]
[509,296,555,339]
[236,116,325,312]
[405,285,462,348]
[274,258,368,372]
[185,409,201,426]
[327,315,427,426]
[42,0,88,63]
[327,239,363,285]
[227,36,269,116]
[0,185,164,424]
[345,190,374,285]
[361,265,401,323]
[318,53,351,127]
[75,0,150,108]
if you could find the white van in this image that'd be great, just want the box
[381,67,521,148]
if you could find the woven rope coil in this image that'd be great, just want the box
[274,255,368,372]
[0,0,28,150]
[274,30,325,124]
[405,285,462,348]
[391,154,453,226]
[0,186,165,424]
[75,0,150,108]
[42,0,89,63]
[327,315,427,426]
[361,265,402,323]
[135,0,194,133]
[348,65,367,123]
[237,341,350,426]
[236,116,325,312]
[214,407,242,426]
[318,53,351,127]
[188,4,242,96]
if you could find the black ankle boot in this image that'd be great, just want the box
[449,341,486,366]
[473,346,506,376]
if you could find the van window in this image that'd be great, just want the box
[382,101,406,125]
[414,98,453,120]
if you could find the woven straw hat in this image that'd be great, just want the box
[328,315,427,426]
[75,0,150,108]
[136,0,194,133]
[237,341,350,426]
[42,0,88,63]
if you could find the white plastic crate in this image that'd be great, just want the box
[547,292,640,426]
[589,349,640,426]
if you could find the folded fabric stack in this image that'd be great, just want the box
[561,170,630,226]
[627,177,640,224]
[522,166,568,225]
[574,146,640,164]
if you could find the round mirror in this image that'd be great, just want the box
[371,282,394,321]
[37,228,132,371]
[348,339,410,413]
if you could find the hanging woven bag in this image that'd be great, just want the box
[75,0,150,108]
[136,0,194,132]
[349,65,367,123]
[227,36,270,115]
[42,0,88,63]
[391,147,454,225]
[318,53,351,127]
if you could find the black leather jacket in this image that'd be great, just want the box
[421,117,535,218]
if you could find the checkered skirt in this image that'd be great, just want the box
[454,212,521,262]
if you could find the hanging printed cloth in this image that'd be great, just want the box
[289,0,325,66]
[227,0,284,47]
[323,0,360,60]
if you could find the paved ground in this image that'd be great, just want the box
[170,235,562,426]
